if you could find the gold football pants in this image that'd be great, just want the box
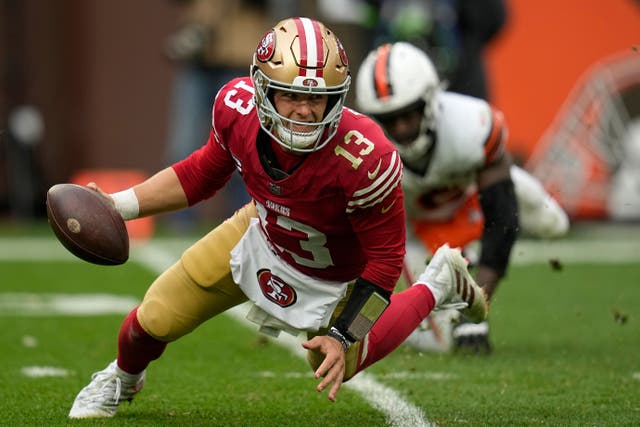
[136,201,363,379]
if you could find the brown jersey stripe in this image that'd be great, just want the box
[374,44,392,99]
[484,108,506,164]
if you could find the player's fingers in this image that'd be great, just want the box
[316,361,344,400]
[301,337,320,350]
[314,352,338,379]
[316,369,338,391]
[86,182,109,198]
[326,369,344,402]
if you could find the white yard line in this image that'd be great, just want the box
[2,236,640,264]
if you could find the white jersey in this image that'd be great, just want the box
[403,91,505,221]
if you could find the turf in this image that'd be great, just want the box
[370,262,640,426]
[1,232,639,426]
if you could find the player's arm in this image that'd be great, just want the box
[302,186,405,402]
[130,167,189,217]
[88,167,188,221]
[301,276,395,402]
[329,152,406,349]
[106,126,234,220]
[476,112,519,298]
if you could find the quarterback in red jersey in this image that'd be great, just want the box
[68,17,487,419]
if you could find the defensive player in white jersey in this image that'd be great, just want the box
[68,18,489,419]
[356,42,569,354]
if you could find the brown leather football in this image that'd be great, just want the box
[46,183,129,265]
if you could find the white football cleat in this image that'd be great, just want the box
[415,244,488,323]
[68,360,145,419]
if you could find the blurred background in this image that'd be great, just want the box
[0,0,639,234]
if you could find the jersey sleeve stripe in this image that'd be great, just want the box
[484,108,506,163]
[346,164,401,212]
[352,151,400,197]
[347,152,403,212]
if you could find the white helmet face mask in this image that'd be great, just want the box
[251,17,351,154]
[355,42,440,163]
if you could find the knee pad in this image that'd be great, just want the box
[137,262,196,342]
[137,297,177,342]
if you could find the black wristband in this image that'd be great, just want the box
[331,277,391,342]
[327,326,352,351]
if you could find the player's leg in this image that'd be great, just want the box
[69,202,257,419]
[400,237,454,352]
[356,244,487,373]
[404,199,484,354]
[511,165,569,239]
[306,244,488,379]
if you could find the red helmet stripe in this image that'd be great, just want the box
[294,17,324,78]
[374,43,392,99]
[310,19,324,78]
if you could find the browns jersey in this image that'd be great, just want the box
[173,77,405,290]
[402,91,507,223]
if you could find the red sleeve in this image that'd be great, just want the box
[348,182,406,293]
[171,129,236,206]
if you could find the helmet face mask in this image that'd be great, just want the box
[356,42,440,162]
[251,17,351,153]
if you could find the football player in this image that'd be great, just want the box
[356,42,569,354]
[68,18,488,419]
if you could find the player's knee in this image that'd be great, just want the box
[137,298,188,342]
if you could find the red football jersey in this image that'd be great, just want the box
[173,77,405,290]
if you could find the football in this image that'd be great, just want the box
[46,183,129,265]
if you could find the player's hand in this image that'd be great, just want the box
[86,182,112,202]
[301,335,346,402]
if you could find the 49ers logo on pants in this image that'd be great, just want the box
[257,268,297,307]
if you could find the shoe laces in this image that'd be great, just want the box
[99,373,123,404]
[78,370,124,407]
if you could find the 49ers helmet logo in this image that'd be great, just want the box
[257,268,297,307]
[256,30,275,62]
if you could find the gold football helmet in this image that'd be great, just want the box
[251,17,350,153]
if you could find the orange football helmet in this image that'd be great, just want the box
[251,17,350,153]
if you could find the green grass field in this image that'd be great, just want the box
[1,222,639,426]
